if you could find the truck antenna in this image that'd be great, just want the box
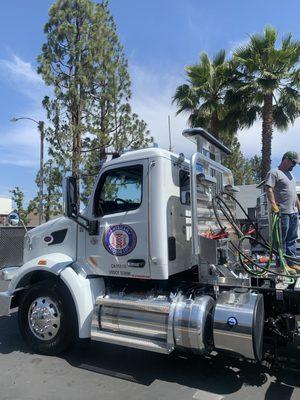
[168,115,173,152]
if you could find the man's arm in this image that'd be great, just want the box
[265,185,279,213]
[296,195,300,212]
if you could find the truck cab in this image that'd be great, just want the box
[80,148,192,280]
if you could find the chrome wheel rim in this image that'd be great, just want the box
[28,297,61,341]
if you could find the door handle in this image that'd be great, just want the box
[127,259,145,268]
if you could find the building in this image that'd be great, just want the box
[236,182,300,220]
[0,196,12,226]
[235,184,261,220]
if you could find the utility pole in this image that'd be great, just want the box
[10,117,45,225]
[38,121,45,225]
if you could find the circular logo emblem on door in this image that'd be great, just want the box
[103,224,137,256]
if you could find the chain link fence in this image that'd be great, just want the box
[0,227,33,269]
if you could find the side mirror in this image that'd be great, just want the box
[62,176,98,235]
[8,211,20,226]
[63,176,78,218]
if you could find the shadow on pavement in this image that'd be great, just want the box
[265,382,295,400]
[0,313,33,355]
[64,340,300,399]
[0,313,299,399]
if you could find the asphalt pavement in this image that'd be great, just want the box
[0,281,300,400]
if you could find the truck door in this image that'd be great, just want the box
[85,159,150,278]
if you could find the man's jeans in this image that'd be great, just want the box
[280,213,299,265]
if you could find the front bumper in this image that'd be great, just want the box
[0,267,18,316]
[0,266,19,281]
[0,291,13,316]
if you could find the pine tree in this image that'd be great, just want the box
[248,155,262,183]
[37,0,152,205]
[220,131,264,185]
[28,160,63,222]
[220,133,251,185]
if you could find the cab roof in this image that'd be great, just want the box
[104,147,188,168]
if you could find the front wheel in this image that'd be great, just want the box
[18,280,77,355]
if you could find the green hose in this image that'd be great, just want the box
[238,212,296,282]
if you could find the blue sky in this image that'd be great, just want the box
[1,0,300,204]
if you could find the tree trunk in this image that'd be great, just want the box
[261,93,273,178]
[113,72,119,151]
[210,111,219,139]
[72,123,81,208]
[45,190,51,222]
[71,10,83,208]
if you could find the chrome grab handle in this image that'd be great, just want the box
[127,259,145,268]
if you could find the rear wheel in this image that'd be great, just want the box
[18,280,77,355]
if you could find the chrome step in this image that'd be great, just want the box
[91,330,171,354]
[91,294,176,354]
[95,296,170,314]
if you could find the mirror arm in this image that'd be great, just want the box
[70,214,98,236]
[19,218,29,235]
[79,215,98,235]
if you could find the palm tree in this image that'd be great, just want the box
[173,50,239,140]
[233,26,300,177]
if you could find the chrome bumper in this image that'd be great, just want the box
[0,266,19,281]
[0,291,13,316]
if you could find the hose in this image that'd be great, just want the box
[212,192,268,244]
[212,192,300,279]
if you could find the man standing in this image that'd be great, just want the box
[265,151,300,272]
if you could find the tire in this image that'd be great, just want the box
[18,280,77,355]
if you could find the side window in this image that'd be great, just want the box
[202,148,216,161]
[180,169,190,205]
[94,165,143,216]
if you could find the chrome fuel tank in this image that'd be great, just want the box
[213,289,264,360]
[92,292,215,354]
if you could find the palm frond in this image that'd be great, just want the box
[172,84,199,115]
[282,33,292,50]
[273,105,290,130]
[199,52,211,71]
[289,69,300,87]
[264,25,277,48]
[213,49,226,67]
[188,108,211,129]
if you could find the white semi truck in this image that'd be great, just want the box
[0,128,299,361]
